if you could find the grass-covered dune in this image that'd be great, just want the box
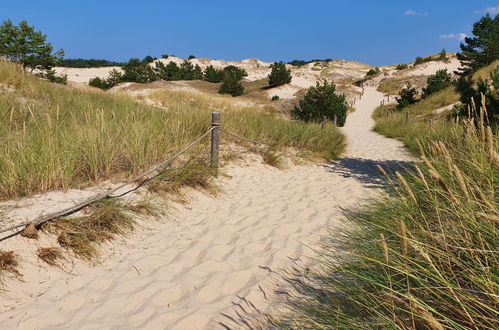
[277,65,498,328]
[0,61,345,200]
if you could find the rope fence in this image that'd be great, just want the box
[0,113,268,239]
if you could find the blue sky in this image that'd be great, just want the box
[1,1,498,66]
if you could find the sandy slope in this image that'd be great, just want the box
[0,86,412,329]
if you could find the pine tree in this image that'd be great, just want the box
[396,83,418,109]
[268,62,292,87]
[457,14,499,75]
[422,69,452,98]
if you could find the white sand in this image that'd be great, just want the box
[0,85,412,329]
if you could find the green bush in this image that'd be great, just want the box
[422,69,453,98]
[188,55,196,59]
[395,64,408,70]
[268,62,292,87]
[292,81,348,126]
[223,65,247,80]
[88,69,122,90]
[121,58,156,83]
[271,95,280,101]
[396,83,418,109]
[203,65,224,83]
[178,61,203,80]
[218,75,244,96]
[44,70,67,84]
[154,61,181,81]
[414,56,433,65]
[365,67,381,77]
[438,48,448,61]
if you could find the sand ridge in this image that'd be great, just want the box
[0,84,412,329]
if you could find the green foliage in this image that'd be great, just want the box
[455,65,499,123]
[365,67,380,77]
[396,83,418,109]
[0,19,64,72]
[188,55,196,59]
[178,61,203,80]
[142,55,156,64]
[161,54,169,59]
[414,56,433,65]
[203,65,224,83]
[89,69,123,90]
[44,70,67,84]
[395,64,408,70]
[60,58,125,68]
[292,81,348,126]
[422,69,453,98]
[121,58,156,83]
[223,65,247,80]
[218,75,244,96]
[438,48,448,61]
[268,62,292,87]
[271,95,280,101]
[288,60,307,66]
[154,61,181,81]
[457,14,499,75]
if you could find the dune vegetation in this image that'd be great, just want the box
[277,60,498,328]
[0,60,345,200]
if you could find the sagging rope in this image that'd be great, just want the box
[0,127,215,236]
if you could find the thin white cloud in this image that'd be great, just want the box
[440,33,468,41]
[405,9,428,16]
[474,5,499,15]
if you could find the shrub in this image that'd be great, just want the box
[121,58,156,83]
[292,81,348,126]
[218,75,244,96]
[395,64,408,70]
[288,60,307,67]
[179,60,203,80]
[142,55,156,64]
[414,56,432,65]
[396,83,418,109]
[268,62,292,87]
[438,48,448,61]
[89,69,122,90]
[203,65,224,83]
[188,55,196,59]
[154,61,181,81]
[271,95,280,101]
[365,67,381,77]
[161,54,169,59]
[223,65,247,80]
[44,70,67,84]
[422,69,453,98]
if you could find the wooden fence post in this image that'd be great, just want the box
[405,111,409,124]
[333,114,337,126]
[428,119,433,128]
[211,112,220,175]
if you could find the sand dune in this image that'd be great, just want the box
[0,82,412,328]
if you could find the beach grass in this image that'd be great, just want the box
[0,60,345,200]
[277,89,498,328]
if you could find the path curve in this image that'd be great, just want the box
[0,86,412,329]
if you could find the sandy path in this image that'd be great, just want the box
[0,86,412,329]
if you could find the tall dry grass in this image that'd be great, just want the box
[278,101,498,328]
[0,61,345,199]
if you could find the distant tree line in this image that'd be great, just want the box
[288,59,333,67]
[60,58,126,68]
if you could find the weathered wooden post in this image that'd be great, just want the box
[333,114,337,126]
[428,119,433,128]
[405,111,409,124]
[210,112,221,175]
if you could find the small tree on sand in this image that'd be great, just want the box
[268,62,292,87]
[396,83,418,109]
[292,81,348,126]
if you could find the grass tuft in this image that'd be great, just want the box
[37,247,63,266]
[0,251,21,279]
